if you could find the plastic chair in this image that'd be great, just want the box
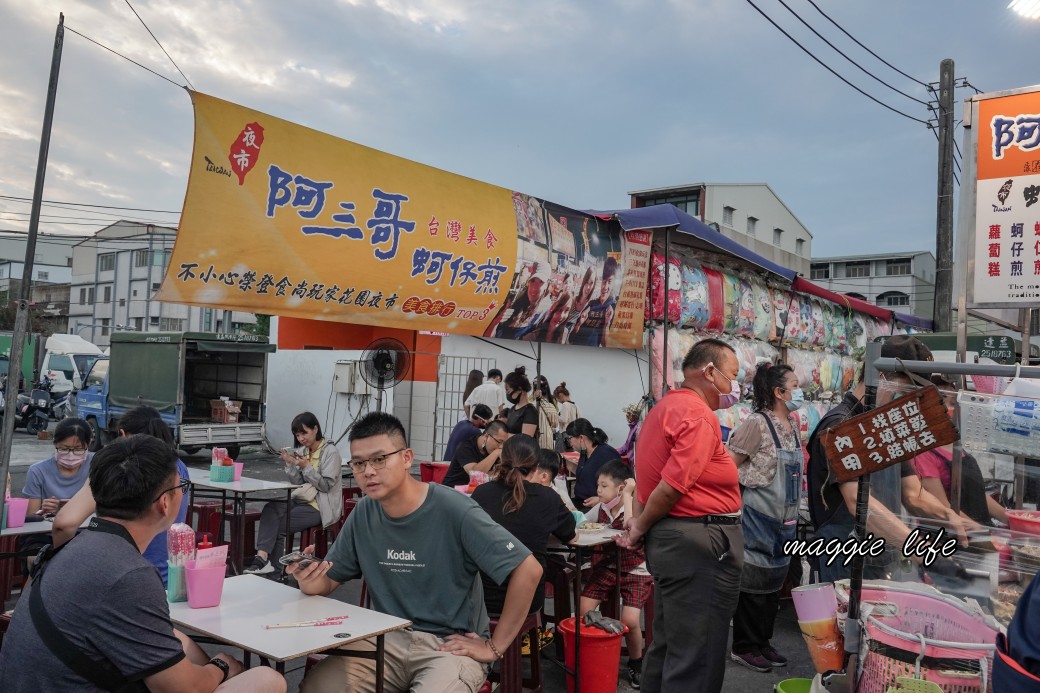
[419,462,449,484]
[488,610,544,693]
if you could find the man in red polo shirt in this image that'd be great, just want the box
[620,338,744,693]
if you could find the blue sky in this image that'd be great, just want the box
[1,0,1039,258]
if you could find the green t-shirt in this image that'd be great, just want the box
[326,483,530,637]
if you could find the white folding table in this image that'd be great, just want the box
[186,467,300,573]
[169,575,411,691]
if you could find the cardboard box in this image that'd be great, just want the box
[209,399,242,424]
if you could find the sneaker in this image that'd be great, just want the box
[627,659,642,689]
[730,650,772,673]
[520,633,532,656]
[538,628,554,650]
[243,555,274,575]
[760,645,788,667]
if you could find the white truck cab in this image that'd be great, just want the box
[40,334,104,393]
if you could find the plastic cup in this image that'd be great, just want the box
[791,582,838,622]
[185,559,225,608]
[232,462,244,481]
[167,564,187,603]
[798,617,845,673]
[5,497,29,529]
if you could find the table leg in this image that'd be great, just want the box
[574,546,583,692]
[376,634,385,693]
[232,492,247,575]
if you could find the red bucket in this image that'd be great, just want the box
[557,617,628,693]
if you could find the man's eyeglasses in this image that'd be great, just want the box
[55,446,88,455]
[153,478,190,504]
[348,448,406,473]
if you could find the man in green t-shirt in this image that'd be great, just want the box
[289,412,543,692]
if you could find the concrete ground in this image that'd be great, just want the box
[4,428,817,691]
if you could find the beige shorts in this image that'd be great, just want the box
[300,628,488,693]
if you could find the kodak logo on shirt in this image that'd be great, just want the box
[387,549,417,561]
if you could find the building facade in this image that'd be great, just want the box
[628,182,813,276]
[67,221,256,346]
[809,250,936,320]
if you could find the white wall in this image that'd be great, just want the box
[265,348,392,453]
[440,335,648,447]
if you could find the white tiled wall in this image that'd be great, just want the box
[397,380,437,461]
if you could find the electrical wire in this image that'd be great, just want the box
[123,0,195,90]
[0,195,180,214]
[803,0,930,89]
[743,0,931,126]
[65,26,185,90]
[773,0,928,106]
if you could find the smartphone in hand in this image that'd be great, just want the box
[278,551,317,569]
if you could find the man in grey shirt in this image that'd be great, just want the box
[290,411,543,692]
[0,435,285,693]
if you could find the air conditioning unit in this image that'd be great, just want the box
[333,360,370,395]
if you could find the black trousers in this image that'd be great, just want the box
[731,589,780,653]
[641,518,744,693]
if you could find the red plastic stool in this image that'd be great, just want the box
[488,610,543,693]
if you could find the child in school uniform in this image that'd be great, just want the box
[579,460,651,689]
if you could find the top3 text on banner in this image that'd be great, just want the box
[157,92,647,348]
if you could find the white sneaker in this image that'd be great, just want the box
[243,555,274,575]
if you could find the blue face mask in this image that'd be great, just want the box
[786,387,805,412]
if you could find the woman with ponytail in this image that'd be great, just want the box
[565,418,621,508]
[726,363,805,672]
[471,435,576,616]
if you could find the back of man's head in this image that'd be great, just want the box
[90,435,178,521]
[349,411,408,447]
[471,404,494,424]
[488,368,503,381]
[681,338,736,372]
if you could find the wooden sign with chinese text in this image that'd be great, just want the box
[821,386,959,483]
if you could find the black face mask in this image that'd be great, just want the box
[507,390,522,404]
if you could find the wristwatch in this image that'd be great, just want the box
[207,657,230,683]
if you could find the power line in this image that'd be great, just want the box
[123,0,195,90]
[803,0,929,89]
[773,0,928,106]
[0,195,180,214]
[743,0,931,126]
[65,26,185,90]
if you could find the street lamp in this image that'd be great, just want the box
[1009,0,1040,19]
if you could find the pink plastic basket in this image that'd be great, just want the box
[834,580,999,693]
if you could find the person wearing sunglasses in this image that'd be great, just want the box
[288,412,542,693]
[0,435,286,693]
[441,419,510,488]
[53,406,191,587]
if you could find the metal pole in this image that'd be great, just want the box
[1016,309,1032,509]
[933,59,955,332]
[0,14,63,493]
[845,341,880,691]
[661,227,670,398]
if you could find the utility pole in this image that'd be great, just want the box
[0,14,63,494]
[933,58,955,332]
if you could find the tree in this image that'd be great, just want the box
[243,313,270,337]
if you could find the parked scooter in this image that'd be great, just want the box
[14,379,52,435]
[40,375,71,421]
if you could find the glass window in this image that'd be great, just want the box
[100,318,110,337]
[102,286,111,304]
[88,287,95,305]
[747,217,757,237]
[84,357,108,387]
[640,192,700,215]
[845,261,871,278]
[160,318,184,331]
[134,250,150,267]
[98,253,115,272]
[795,239,805,256]
[48,354,74,380]
[810,263,830,280]
[886,258,911,276]
[38,271,48,281]
[773,228,783,247]
[79,288,87,305]
[722,206,735,227]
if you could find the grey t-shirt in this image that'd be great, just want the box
[326,483,530,638]
[0,519,185,692]
[21,453,94,501]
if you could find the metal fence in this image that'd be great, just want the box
[432,355,497,460]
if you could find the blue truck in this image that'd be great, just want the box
[76,331,276,457]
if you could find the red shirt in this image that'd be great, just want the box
[635,389,742,517]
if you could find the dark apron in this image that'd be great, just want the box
[739,413,802,594]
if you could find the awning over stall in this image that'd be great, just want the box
[892,311,935,331]
[791,276,892,321]
[587,204,799,282]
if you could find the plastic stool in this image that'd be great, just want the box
[488,610,543,692]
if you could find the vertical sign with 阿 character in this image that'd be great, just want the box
[820,386,959,483]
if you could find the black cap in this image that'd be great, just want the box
[471,404,494,422]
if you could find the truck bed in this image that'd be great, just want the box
[179,421,265,447]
